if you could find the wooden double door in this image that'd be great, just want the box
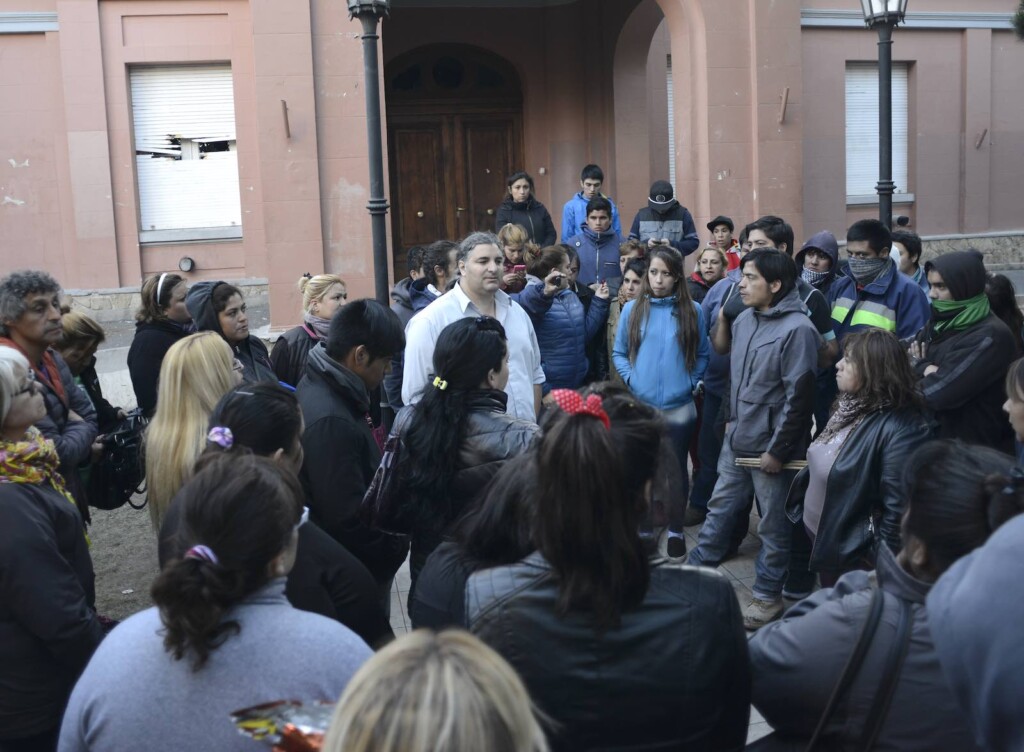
[385,45,525,278]
[387,109,522,279]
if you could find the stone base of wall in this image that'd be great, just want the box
[65,279,269,324]
[919,233,1024,268]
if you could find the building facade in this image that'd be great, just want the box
[0,0,1020,327]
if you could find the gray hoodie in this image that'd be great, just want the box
[728,288,819,461]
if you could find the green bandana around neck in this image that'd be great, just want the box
[931,292,991,334]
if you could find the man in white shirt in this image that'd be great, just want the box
[402,231,545,421]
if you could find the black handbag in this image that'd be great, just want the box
[360,408,414,536]
[746,586,914,752]
[86,408,148,511]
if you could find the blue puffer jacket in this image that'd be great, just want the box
[517,279,609,393]
[612,295,709,410]
[566,225,624,287]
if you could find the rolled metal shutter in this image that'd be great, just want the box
[130,64,242,235]
[845,62,909,198]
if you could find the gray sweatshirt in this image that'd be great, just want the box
[59,580,372,752]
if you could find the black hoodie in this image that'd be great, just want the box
[495,196,557,246]
[627,198,700,257]
[185,280,276,384]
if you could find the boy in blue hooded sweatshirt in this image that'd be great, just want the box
[566,196,624,290]
[613,246,709,558]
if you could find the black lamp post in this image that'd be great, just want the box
[860,0,908,229]
[348,0,391,304]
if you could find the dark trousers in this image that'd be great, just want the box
[690,390,724,512]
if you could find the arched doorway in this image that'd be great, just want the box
[385,45,524,277]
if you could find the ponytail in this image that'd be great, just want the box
[152,453,303,669]
[525,245,565,280]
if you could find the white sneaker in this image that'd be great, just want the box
[743,597,783,630]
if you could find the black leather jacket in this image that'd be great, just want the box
[787,406,932,572]
[270,325,319,389]
[467,553,750,752]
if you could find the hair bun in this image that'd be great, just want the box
[984,468,1024,532]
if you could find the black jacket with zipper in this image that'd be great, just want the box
[787,406,932,573]
[495,196,557,246]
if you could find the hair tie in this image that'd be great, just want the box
[207,426,234,449]
[156,272,168,303]
[432,376,448,391]
[1001,466,1024,497]
[185,545,219,565]
[302,272,312,279]
[550,389,611,430]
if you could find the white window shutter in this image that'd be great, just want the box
[845,62,908,198]
[130,64,242,235]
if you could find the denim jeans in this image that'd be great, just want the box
[690,390,724,511]
[688,430,796,599]
[663,401,697,531]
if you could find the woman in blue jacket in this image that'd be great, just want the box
[517,245,610,393]
[614,246,709,557]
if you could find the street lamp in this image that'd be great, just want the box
[348,0,391,304]
[860,0,909,229]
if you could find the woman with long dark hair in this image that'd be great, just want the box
[157,382,393,647]
[60,454,372,750]
[612,245,709,557]
[467,390,749,751]
[751,440,1021,750]
[788,328,931,587]
[392,317,538,599]
[494,171,556,247]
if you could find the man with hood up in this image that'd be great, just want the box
[910,250,1017,452]
[185,280,276,384]
[795,231,843,436]
[628,180,700,258]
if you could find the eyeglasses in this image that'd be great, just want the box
[474,316,504,334]
[15,370,39,397]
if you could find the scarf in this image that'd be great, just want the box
[814,393,870,445]
[303,311,332,341]
[848,257,891,288]
[801,267,830,288]
[0,337,67,407]
[0,426,79,510]
[931,293,991,335]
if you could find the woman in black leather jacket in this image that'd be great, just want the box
[391,317,538,602]
[789,328,931,586]
[467,390,750,752]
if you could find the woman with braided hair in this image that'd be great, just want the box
[467,388,749,752]
[388,316,538,602]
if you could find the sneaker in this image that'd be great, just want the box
[683,506,707,527]
[743,597,784,630]
[666,535,687,559]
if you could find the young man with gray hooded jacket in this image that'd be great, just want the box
[688,249,819,629]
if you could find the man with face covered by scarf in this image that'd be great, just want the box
[909,250,1017,451]
[828,219,930,345]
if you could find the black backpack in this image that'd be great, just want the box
[87,408,148,511]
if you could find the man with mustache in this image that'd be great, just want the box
[0,270,98,516]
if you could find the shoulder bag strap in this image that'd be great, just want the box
[805,587,885,752]
[856,596,914,750]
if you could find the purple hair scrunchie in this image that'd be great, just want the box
[207,426,234,449]
[184,545,219,565]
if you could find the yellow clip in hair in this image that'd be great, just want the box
[432,376,448,391]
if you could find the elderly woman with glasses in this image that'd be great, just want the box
[0,346,104,750]
[382,317,539,605]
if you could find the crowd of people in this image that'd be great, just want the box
[2,164,1024,751]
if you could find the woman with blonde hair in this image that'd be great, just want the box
[498,223,530,293]
[144,331,239,527]
[56,309,121,433]
[128,272,193,417]
[323,629,549,752]
[271,273,347,388]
